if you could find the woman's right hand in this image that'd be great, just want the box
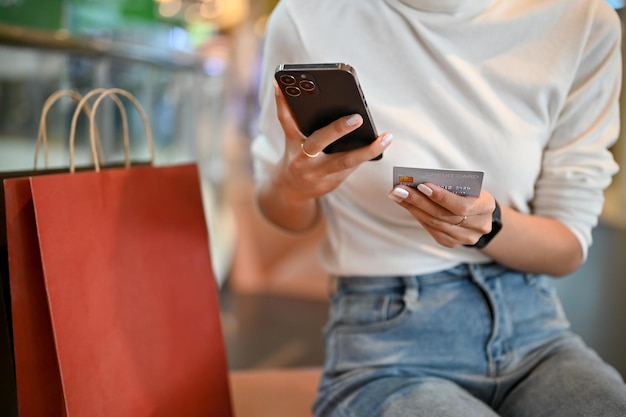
[256,82,393,232]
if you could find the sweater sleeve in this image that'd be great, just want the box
[533,3,621,260]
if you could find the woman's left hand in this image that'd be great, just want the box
[388,183,496,248]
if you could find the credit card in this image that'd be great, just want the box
[393,166,484,197]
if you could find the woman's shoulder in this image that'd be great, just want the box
[511,0,621,44]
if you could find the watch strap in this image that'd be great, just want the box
[464,199,502,249]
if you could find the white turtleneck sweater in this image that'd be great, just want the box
[251,0,622,276]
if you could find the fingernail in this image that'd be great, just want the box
[273,80,280,95]
[388,188,407,202]
[392,187,409,199]
[380,133,393,147]
[417,183,433,196]
[346,114,362,126]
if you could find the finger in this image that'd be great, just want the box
[301,113,365,157]
[415,182,479,217]
[346,131,393,163]
[389,185,460,224]
[407,207,484,247]
[274,80,305,141]
[387,197,463,247]
[316,133,393,172]
[388,185,491,247]
[414,185,495,237]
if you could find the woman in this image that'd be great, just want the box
[251,0,626,415]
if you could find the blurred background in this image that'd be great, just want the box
[0,0,624,400]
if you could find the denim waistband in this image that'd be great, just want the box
[333,262,511,294]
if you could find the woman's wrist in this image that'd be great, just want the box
[257,173,321,232]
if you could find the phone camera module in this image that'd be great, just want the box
[285,86,301,97]
[279,75,297,86]
[299,80,316,92]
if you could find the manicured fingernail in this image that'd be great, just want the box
[392,187,409,199]
[380,133,393,147]
[346,114,362,126]
[388,188,407,202]
[417,183,433,196]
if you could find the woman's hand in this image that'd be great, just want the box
[388,183,496,248]
[273,81,393,204]
[256,82,393,232]
[388,182,584,276]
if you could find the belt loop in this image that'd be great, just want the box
[523,272,535,284]
[401,276,419,309]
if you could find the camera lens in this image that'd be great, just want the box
[285,86,301,97]
[279,75,296,86]
[299,80,316,92]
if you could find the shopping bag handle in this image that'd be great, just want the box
[90,88,155,172]
[34,90,106,170]
[68,88,132,173]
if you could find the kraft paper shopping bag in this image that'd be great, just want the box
[0,89,111,417]
[5,88,233,417]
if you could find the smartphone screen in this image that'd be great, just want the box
[274,63,381,160]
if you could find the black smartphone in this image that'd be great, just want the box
[274,63,381,160]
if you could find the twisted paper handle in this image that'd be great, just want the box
[34,90,105,170]
[68,88,131,173]
[85,88,155,173]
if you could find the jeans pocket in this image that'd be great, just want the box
[322,291,413,372]
[330,292,410,334]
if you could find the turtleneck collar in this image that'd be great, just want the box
[397,0,493,14]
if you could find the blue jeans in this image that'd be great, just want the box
[313,263,626,417]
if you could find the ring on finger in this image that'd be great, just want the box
[453,215,467,227]
[301,142,321,158]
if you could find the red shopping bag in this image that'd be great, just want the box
[4,89,233,417]
[0,88,123,417]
